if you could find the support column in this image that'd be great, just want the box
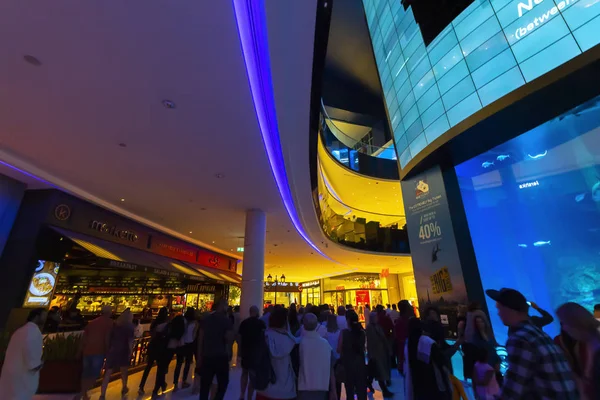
[240,209,266,320]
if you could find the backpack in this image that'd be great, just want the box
[248,331,276,391]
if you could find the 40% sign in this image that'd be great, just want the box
[419,221,441,240]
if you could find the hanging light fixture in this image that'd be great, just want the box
[280,274,286,283]
[267,274,273,283]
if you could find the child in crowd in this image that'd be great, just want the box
[473,348,500,400]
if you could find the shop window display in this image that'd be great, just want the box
[455,95,600,344]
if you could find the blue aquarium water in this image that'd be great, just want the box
[455,95,600,345]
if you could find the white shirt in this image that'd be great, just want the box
[299,330,333,391]
[388,309,400,322]
[0,322,43,400]
[183,320,197,344]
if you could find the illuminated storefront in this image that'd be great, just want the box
[299,280,321,305]
[263,281,301,307]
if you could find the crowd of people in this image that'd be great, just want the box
[0,290,599,400]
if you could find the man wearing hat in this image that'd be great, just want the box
[486,288,579,399]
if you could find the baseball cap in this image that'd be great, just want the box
[486,288,529,312]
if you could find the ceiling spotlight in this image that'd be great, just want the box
[212,241,215,244]
[120,198,125,202]
[189,231,193,234]
[162,99,176,109]
[24,55,42,66]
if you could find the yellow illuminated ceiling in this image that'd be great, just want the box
[317,138,406,226]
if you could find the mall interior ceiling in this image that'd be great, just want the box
[0,0,411,282]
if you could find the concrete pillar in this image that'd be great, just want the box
[240,209,266,319]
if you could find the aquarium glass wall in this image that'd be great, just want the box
[455,95,600,344]
[363,0,600,168]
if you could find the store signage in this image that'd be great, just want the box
[88,287,131,293]
[107,260,145,271]
[150,237,197,263]
[186,284,216,293]
[336,285,345,291]
[264,281,301,292]
[514,0,577,40]
[151,268,181,278]
[519,180,540,189]
[89,220,139,243]
[301,280,320,288]
[54,204,71,221]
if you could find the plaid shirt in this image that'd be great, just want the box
[502,321,579,399]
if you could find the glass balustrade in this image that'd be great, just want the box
[313,164,410,254]
[320,100,400,180]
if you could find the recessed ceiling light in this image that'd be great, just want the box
[24,55,42,66]
[120,198,125,202]
[189,231,193,234]
[162,99,176,109]
[212,241,215,244]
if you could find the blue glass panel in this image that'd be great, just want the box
[573,14,600,51]
[421,99,446,128]
[428,30,459,66]
[408,133,428,156]
[424,114,451,143]
[400,91,417,118]
[471,48,518,88]
[518,34,580,81]
[399,147,412,168]
[405,117,424,143]
[409,57,433,86]
[466,31,510,72]
[395,132,408,153]
[403,104,421,132]
[477,66,525,105]
[437,60,470,95]
[446,92,482,126]
[413,71,437,101]
[461,16,502,57]
[562,0,600,30]
[432,45,464,80]
[417,84,441,114]
[442,76,477,110]
[396,79,413,103]
[454,1,496,40]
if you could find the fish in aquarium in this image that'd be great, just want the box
[575,193,586,202]
[533,241,551,247]
[593,179,600,202]
[481,161,494,168]
[527,150,548,160]
[517,244,528,248]
[496,154,510,161]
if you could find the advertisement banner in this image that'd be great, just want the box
[23,260,60,308]
[401,166,468,335]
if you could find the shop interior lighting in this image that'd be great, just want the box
[232,0,333,261]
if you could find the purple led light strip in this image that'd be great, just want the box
[232,0,332,260]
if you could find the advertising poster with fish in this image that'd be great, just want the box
[401,166,468,336]
[23,260,60,308]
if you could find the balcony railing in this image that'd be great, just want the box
[320,100,399,180]
[314,166,410,254]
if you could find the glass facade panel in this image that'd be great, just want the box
[363,0,600,168]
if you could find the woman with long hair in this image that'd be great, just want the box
[173,308,198,390]
[556,302,600,399]
[139,307,169,394]
[151,314,185,398]
[366,312,393,398]
[337,310,367,400]
[100,309,135,400]
[288,306,301,336]
[405,317,452,400]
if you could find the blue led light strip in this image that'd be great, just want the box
[232,0,332,260]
